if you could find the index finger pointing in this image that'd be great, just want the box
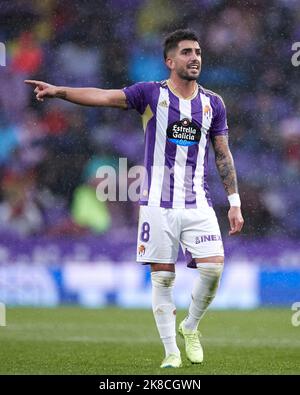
[24,80,44,86]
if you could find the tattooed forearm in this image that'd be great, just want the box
[211,135,238,195]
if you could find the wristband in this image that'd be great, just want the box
[228,193,241,207]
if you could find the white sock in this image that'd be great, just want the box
[151,271,180,357]
[184,263,223,331]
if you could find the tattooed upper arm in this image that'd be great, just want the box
[211,134,238,195]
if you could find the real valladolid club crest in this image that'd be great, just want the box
[138,245,146,256]
[203,104,212,119]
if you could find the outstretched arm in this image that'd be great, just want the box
[211,134,244,235]
[24,80,127,108]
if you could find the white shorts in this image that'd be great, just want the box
[136,205,224,268]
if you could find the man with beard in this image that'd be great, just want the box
[25,29,244,368]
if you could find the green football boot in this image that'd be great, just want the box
[160,353,182,368]
[178,320,203,363]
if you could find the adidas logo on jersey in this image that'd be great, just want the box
[159,100,168,107]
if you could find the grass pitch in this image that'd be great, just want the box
[0,307,299,375]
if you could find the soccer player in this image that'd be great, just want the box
[25,29,244,368]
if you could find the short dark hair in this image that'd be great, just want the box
[163,29,200,60]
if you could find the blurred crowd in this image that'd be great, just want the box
[0,0,299,239]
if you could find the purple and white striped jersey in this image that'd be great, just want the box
[123,80,228,209]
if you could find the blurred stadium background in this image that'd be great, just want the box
[0,0,299,313]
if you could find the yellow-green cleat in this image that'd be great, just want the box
[160,353,182,368]
[178,321,203,364]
